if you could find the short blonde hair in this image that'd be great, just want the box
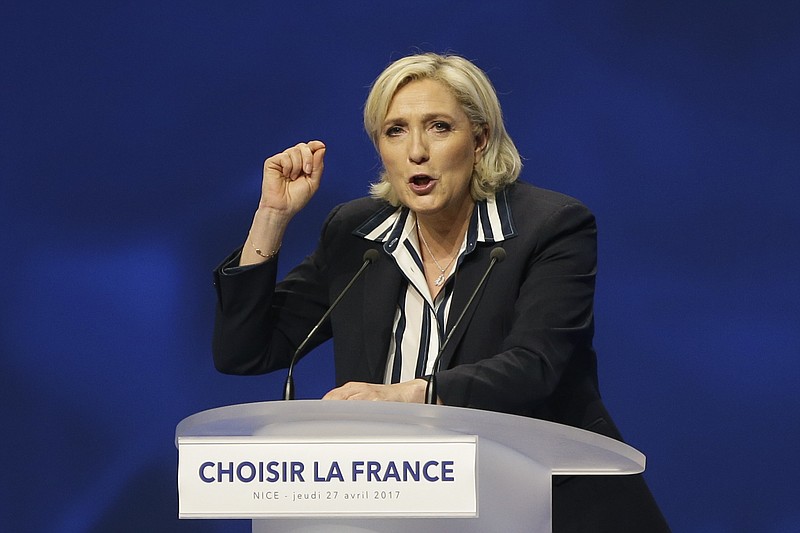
[364,53,522,205]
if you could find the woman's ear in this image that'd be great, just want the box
[474,124,489,162]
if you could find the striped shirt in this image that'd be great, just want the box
[352,189,517,383]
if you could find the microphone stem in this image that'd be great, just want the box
[425,374,437,405]
[283,253,376,400]
[424,253,502,405]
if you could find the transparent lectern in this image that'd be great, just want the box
[176,400,644,533]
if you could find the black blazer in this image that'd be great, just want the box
[212,181,669,531]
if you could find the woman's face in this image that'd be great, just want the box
[377,78,486,224]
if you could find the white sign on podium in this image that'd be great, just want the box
[178,435,478,518]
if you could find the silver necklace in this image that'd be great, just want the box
[417,220,457,287]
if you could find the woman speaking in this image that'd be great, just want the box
[212,53,669,531]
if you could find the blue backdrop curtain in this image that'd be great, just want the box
[2,1,799,531]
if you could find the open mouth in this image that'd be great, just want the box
[409,174,433,186]
[408,174,436,194]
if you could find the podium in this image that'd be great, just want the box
[176,401,645,532]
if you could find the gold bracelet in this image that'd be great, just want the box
[248,234,281,259]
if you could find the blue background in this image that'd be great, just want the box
[2,1,799,531]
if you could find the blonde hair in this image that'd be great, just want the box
[364,53,522,205]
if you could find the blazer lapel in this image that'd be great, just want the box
[438,245,495,370]
[361,250,403,381]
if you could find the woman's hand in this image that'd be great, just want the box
[322,379,429,403]
[240,141,326,266]
[260,140,326,217]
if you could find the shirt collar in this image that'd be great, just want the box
[353,188,518,252]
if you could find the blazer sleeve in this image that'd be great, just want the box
[211,207,341,375]
[436,201,599,416]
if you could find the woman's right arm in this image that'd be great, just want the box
[212,141,328,375]
[240,140,327,266]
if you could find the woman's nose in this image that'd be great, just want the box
[408,129,429,164]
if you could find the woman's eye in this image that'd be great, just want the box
[431,121,451,132]
[385,126,404,136]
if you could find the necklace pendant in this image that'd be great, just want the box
[434,273,445,286]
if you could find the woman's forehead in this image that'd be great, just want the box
[384,79,465,120]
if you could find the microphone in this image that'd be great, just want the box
[424,246,506,405]
[283,248,380,400]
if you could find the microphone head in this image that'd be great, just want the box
[363,249,380,263]
[490,247,507,263]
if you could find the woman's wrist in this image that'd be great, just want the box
[240,208,291,265]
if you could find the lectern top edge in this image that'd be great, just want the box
[176,400,644,475]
